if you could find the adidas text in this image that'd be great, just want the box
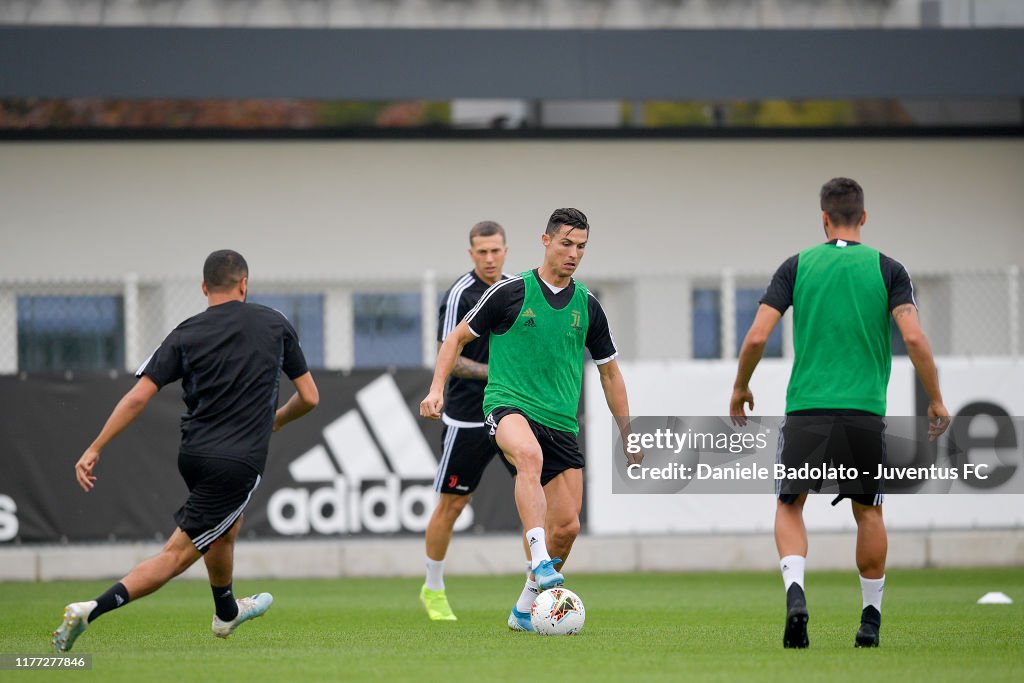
[265,374,473,536]
[268,475,438,535]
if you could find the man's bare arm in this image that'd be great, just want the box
[452,356,488,381]
[438,340,489,381]
[730,304,782,425]
[597,359,642,464]
[421,320,478,419]
[893,303,949,440]
[75,376,160,492]
[274,372,320,432]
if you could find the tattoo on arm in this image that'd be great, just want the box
[451,356,488,381]
[892,303,917,320]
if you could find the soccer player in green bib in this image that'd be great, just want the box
[421,208,635,632]
[730,178,950,649]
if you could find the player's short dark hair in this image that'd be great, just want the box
[203,249,249,293]
[469,220,506,244]
[820,177,865,227]
[545,208,589,236]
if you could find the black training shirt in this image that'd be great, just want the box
[438,270,509,424]
[137,300,308,473]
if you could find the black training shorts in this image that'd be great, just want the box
[776,409,886,507]
[485,406,585,486]
[175,453,261,553]
[434,421,516,495]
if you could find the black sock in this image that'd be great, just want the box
[212,583,238,621]
[89,582,130,623]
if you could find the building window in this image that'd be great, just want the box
[17,295,124,372]
[248,294,325,368]
[692,287,784,359]
[354,293,423,368]
[692,288,721,359]
[735,288,783,358]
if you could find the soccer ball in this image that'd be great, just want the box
[530,587,586,636]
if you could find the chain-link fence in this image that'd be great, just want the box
[0,266,1019,375]
[0,274,443,375]
[686,266,1022,361]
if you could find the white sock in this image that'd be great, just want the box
[780,555,806,591]
[516,577,540,613]
[525,527,550,570]
[424,558,445,591]
[860,575,885,612]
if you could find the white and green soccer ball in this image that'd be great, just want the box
[530,587,586,636]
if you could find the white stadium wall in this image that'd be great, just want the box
[0,138,1021,282]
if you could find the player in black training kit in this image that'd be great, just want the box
[53,250,319,653]
[420,221,515,621]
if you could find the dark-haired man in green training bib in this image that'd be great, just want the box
[421,208,635,632]
[730,178,950,650]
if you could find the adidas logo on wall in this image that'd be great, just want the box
[0,494,17,543]
[267,374,474,536]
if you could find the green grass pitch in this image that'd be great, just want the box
[1,568,1021,682]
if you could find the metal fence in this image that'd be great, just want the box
[0,266,1019,375]
[696,266,1022,361]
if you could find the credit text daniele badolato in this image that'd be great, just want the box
[624,462,992,482]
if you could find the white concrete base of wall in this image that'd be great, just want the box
[2,530,1022,582]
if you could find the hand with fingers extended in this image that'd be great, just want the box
[730,386,755,427]
[75,447,101,492]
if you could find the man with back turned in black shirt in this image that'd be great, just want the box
[53,249,319,653]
